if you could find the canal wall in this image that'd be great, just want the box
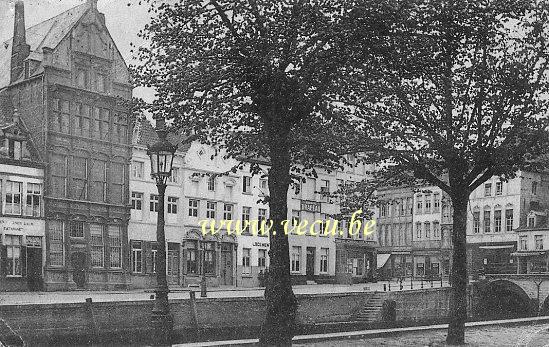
[0,289,455,345]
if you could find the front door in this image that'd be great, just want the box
[27,247,43,291]
[167,243,180,285]
[306,247,315,280]
[221,245,233,285]
[71,252,86,288]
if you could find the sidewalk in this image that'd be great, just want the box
[0,280,449,306]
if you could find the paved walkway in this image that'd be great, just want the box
[179,316,549,347]
[0,280,449,305]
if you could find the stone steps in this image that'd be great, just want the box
[354,293,385,323]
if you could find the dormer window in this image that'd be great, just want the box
[528,216,535,228]
[8,139,22,160]
[76,69,88,88]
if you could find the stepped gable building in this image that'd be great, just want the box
[0,94,45,291]
[0,0,133,290]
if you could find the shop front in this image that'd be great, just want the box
[335,239,376,284]
[0,217,45,291]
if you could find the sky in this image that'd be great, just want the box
[0,0,154,101]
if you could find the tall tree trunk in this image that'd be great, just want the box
[446,190,469,345]
[259,131,298,346]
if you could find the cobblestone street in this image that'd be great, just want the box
[294,323,549,347]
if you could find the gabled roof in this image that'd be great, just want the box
[0,3,89,88]
[132,117,193,155]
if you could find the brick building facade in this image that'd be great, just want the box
[0,0,132,290]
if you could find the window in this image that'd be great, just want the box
[532,182,538,195]
[109,162,125,205]
[416,263,425,276]
[131,192,143,210]
[433,194,440,212]
[484,183,492,197]
[242,176,252,194]
[424,194,431,213]
[70,220,84,238]
[5,235,22,276]
[380,203,388,217]
[353,258,363,276]
[72,157,88,200]
[92,107,101,139]
[132,161,144,179]
[108,226,122,268]
[416,196,423,214]
[206,201,216,219]
[52,154,67,198]
[223,204,233,220]
[168,167,180,184]
[150,243,157,273]
[188,199,199,217]
[407,197,413,215]
[320,248,329,273]
[496,182,503,196]
[520,236,528,250]
[291,246,301,272]
[494,210,502,232]
[399,199,405,216]
[82,105,90,137]
[242,206,251,232]
[208,175,216,191]
[97,73,107,92]
[505,209,514,232]
[90,160,107,203]
[442,205,451,223]
[167,197,178,214]
[76,69,87,88]
[483,210,491,232]
[535,235,544,250]
[49,220,64,267]
[150,194,159,212]
[320,180,330,202]
[7,139,23,160]
[424,222,430,238]
[528,216,535,228]
[258,208,267,221]
[186,241,197,274]
[90,224,104,268]
[5,181,22,215]
[416,222,422,239]
[292,210,300,226]
[74,103,83,136]
[100,108,110,141]
[473,211,480,233]
[259,179,268,190]
[433,221,440,238]
[258,249,267,268]
[203,242,215,274]
[242,248,251,274]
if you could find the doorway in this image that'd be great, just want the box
[27,247,43,291]
[220,243,233,285]
[70,252,86,288]
[167,243,180,285]
[306,247,315,280]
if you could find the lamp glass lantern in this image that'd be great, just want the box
[147,129,177,183]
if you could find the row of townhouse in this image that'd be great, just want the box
[128,119,377,288]
[375,185,453,279]
[375,170,549,280]
[0,1,378,291]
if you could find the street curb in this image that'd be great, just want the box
[174,315,549,346]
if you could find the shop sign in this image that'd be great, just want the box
[253,242,270,248]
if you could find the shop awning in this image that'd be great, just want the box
[479,245,515,250]
[377,253,391,269]
[511,251,547,257]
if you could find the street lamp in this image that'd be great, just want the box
[147,116,177,345]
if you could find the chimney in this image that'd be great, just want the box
[87,0,98,10]
[10,0,30,83]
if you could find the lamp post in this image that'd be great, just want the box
[147,116,177,345]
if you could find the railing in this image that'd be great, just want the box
[481,263,518,275]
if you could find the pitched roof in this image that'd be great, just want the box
[0,3,89,88]
[132,117,193,155]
